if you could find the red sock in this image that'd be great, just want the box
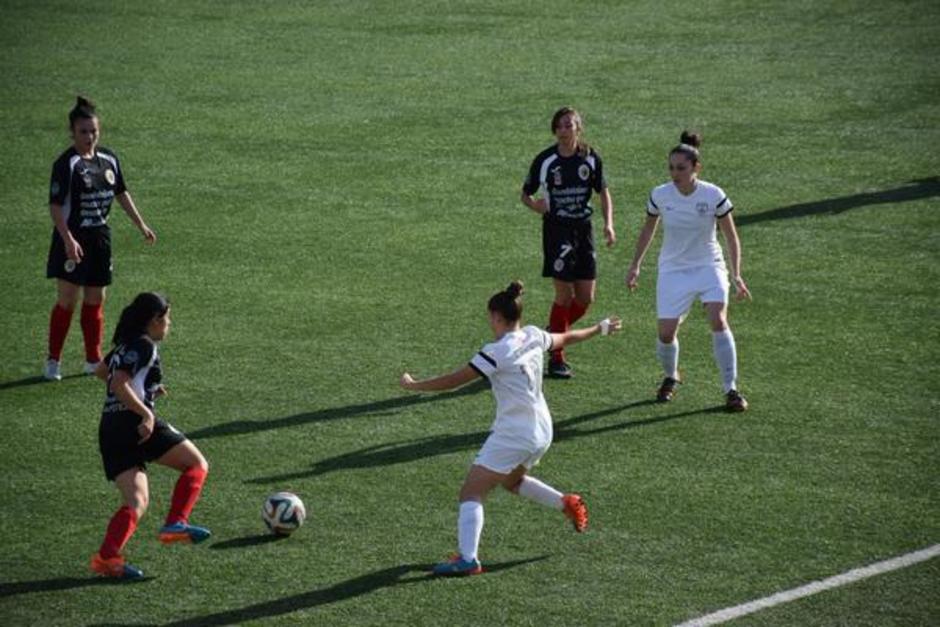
[99,506,139,559]
[569,300,589,325]
[165,466,208,525]
[48,304,74,361]
[548,302,570,363]
[80,303,104,363]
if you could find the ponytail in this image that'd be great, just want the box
[670,130,702,164]
[68,96,97,129]
[487,281,525,322]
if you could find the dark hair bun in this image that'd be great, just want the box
[76,95,96,109]
[506,280,525,299]
[680,130,701,148]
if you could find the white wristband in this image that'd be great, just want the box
[599,318,611,336]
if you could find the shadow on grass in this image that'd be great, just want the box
[0,373,86,391]
[209,534,288,550]
[188,379,489,440]
[246,400,731,485]
[0,575,153,598]
[737,177,940,227]
[162,556,548,626]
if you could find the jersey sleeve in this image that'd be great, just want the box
[49,158,70,206]
[114,337,155,377]
[522,154,542,196]
[714,186,733,218]
[646,189,661,216]
[469,348,498,379]
[591,151,607,193]
[109,151,128,195]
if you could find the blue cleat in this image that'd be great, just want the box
[159,521,212,545]
[432,554,483,577]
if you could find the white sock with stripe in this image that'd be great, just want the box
[712,329,738,393]
[657,339,679,380]
[517,476,564,510]
[457,500,483,561]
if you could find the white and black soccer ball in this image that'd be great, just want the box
[262,491,306,536]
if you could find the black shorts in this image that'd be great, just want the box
[542,217,596,281]
[99,410,187,481]
[46,226,112,287]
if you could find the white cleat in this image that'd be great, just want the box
[82,361,101,375]
[44,359,62,381]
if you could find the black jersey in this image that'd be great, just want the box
[49,146,127,231]
[102,336,162,414]
[522,145,607,221]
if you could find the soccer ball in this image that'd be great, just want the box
[262,492,306,536]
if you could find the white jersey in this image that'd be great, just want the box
[647,180,733,273]
[469,325,553,445]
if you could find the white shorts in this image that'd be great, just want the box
[473,433,550,475]
[657,266,729,319]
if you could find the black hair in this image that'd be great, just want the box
[551,106,590,158]
[68,96,97,129]
[112,292,170,346]
[670,130,702,164]
[488,280,525,323]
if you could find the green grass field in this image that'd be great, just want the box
[2,1,939,625]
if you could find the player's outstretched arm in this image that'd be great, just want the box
[551,317,622,350]
[400,365,479,393]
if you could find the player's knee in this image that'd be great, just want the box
[129,494,148,517]
[504,477,523,494]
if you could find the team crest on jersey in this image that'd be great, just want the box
[578,164,590,181]
[104,169,116,185]
[696,202,710,215]
[552,167,563,186]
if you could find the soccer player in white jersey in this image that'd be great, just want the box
[625,131,751,411]
[44,97,156,381]
[400,281,621,576]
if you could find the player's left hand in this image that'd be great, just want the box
[155,384,168,398]
[733,276,752,301]
[400,373,416,390]
[604,225,616,247]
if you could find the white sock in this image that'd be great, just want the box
[517,476,564,510]
[457,500,484,561]
[657,339,679,380]
[712,329,738,393]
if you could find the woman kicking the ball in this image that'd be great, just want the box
[89,292,210,579]
[400,281,621,576]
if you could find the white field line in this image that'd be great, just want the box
[675,544,940,627]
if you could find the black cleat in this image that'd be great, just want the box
[726,389,748,412]
[547,360,573,379]
[656,377,680,402]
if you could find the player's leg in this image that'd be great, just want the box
[46,279,80,380]
[91,468,148,579]
[80,286,106,371]
[705,301,747,411]
[505,469,589,533]
[547,279,575,377]
[656,318,681,401]
[570,279,595,325]
[154,439,211,543]
[432,464,506,576]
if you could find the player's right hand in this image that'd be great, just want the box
[137,412,155,443]
[626,266,640,291]
[66,237,83,263]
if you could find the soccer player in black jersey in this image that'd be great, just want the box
[90,293,210,579]
[44,97,156,381]
[520,107,616,378]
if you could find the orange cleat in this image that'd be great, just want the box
[562,494,589,533]
[89,552,143,579]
